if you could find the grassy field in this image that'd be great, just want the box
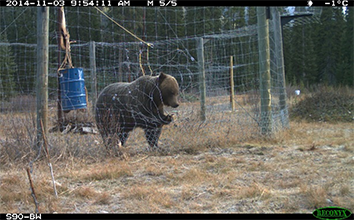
[0,88,353,213]
[0,121,353,213]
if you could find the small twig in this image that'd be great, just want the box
[40,120,58,198]
[257,189,266,201]
[26,167,39,213]
[40,120,50,159]
[48,162,58,198]
[129,155,149,164]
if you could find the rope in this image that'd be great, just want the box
[147,46,153,75]
[58,7,74,71]
[94,6,154,75]
[59,45,73,70]
[94,7,153,48]
[139,49,145,76]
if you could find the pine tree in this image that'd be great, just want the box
[222,7,246,31]
[316,7,345,85]
[283,27,297,85]
[338,7,353,86]
[292,23,318,86]
[0,33,17,100]
[184,7,222,37]
[291,25,304,85]
[65,7,102,43]
[0,8,37,94]
[282,8,320,87]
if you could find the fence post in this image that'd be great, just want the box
[36,7,49,148]
[274,8,289,129]
[89,41,97,114]
[197,37,206,121]
[257,7,272,135]
[57,7,64,132]
[230,56,235,112]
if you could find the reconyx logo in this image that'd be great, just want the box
[313,206,352,220]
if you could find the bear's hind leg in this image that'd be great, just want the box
[118,131,130,146]
[144,127,162,150]
[98,133,122,157]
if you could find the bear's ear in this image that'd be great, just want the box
[158,72,167,83]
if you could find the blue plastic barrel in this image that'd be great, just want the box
[59,68,87,111]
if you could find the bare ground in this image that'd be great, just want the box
[0,121,353,213]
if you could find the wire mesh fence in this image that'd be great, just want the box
[0,6,310,161]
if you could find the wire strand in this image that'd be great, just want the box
[94,7,153,48]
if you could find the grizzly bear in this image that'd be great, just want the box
[95,73,179,150]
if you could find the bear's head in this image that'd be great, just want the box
[158,73,179,108]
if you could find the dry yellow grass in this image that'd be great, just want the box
[0,88,353,213]
[1,119,352,213]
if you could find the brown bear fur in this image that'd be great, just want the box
[95,73,179,150]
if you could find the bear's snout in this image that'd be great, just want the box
[171,103,179,108]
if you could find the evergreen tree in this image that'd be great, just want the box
[0,33,17,100]
[338,7,353,86]
[222,7,246,31]
[347,7,354,86]
[290,23,318,86]
[283,27,294,84]
[185,7,222,37]
[0,8,37,94]
[65,7,102,43]
[316,7,345,85]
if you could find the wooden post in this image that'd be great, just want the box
[197,37,206,121]
[230,56,235,112]
[257,7,272,135]
[90,41,97,114]
[274,8,289,129]
[57,7,64,132]
[36,7,49,148]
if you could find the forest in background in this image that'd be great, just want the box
[0,6,353,99]
[283,7,353,88]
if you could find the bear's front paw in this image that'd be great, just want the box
[162,114,174,124]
